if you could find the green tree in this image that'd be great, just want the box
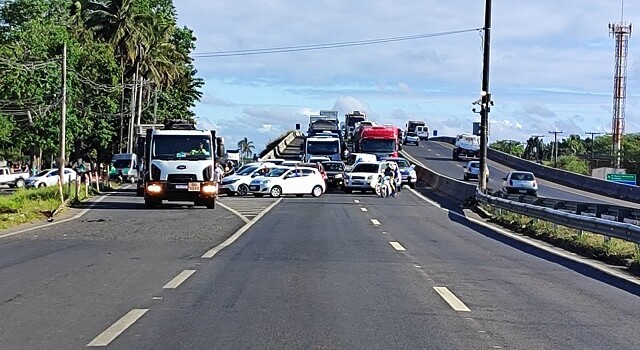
[557,155,589,175]
[237,137,255,160]
[490,140,524,157]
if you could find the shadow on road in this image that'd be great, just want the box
[447,210,640,297]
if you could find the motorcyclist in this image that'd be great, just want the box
[383,163,396,197]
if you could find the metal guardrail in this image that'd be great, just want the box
[496,193,640,225]
[476,190,640,245]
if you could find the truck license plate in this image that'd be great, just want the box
[188,182,201,192]
[175,184,188,190]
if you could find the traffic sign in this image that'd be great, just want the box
[606,173,637,186]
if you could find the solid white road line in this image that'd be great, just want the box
[87,309,149,347]
[216,201,250,224]
[163,270,196,289]
[370,219,381,226]
[202,198,283,258]
[360,208,368,212]
[389,241,406,251]
[433,287,471,312]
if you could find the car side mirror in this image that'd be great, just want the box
[502,177,506,181]
[463,165,467,169]
[410,164,416,169]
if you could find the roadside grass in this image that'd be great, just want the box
[481,205,640,274]
[0,182,98,230]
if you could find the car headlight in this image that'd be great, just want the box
[262,179,271,184]
[335,174,343,179]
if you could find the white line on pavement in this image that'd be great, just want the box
[433,287,471,312]
[202,198,283,258]
[354,199,360,203]
[370,219,381,226]
[216,201,250,224]
[87,309,149,347]
[163,270,196,289]
[360,208,368,212]
[389,241,406,251]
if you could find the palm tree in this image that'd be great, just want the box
[237,137,255,160]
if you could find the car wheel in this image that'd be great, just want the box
[15,178,25,188]
[237,184,249,196]
[312,185,323,197]
[463,174,468,181]
[38,183,46,188]
[270,186,282,198]
[343,188,352,194]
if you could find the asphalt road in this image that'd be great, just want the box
[1,187,631,348]
[403,141,640,208]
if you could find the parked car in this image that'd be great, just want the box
[321,161,346,189]
[25,168,77,188]
[220,162,276,196]
[342,161,389,194]
[0,167,29,188]
[502,171,538,196]
[463,160,489,182]
[249,166,325,198]
[381,157,417,188]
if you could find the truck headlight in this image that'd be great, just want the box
[146,183,162,193]
[201,183,218,194]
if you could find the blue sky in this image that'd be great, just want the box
[175,0,640,152]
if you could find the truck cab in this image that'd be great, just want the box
[141,121,223,209]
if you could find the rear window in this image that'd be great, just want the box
[469,162,479,168]
[352,163,379,173]
[511,172,534,181]
[323,163,344,171]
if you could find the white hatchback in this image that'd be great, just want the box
[25,168,77,188]
[249,167,325,198]
[220,163,276,196]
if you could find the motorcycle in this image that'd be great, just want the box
[375,176,393,198]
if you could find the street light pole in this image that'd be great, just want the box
[478,0,493,193]
[585,131,602,173]
[548,130,563,168]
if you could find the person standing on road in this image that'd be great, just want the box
[214,162,224,183]
[392,162,402,193]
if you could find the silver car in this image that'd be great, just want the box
[502,171,538,196]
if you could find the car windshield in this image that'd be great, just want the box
[390,159,410,168]
[361,139,395,153]
[153,135,212,160]
[352,163,379,173]
[112,159,131,168]
[306,140,340,155]
[35,170,50,177]
[469,162,479,168]
[347,117,366,126]
[237,166,258,176]
[512,172,534,181]
[323,163,345,171]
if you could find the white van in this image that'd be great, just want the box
[111,153,139,183]
[345,153,377,170]
[416,125,429,140]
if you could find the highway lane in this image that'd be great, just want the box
[0,188,249,350]
[403,141,640,208]
[104,190,639,349]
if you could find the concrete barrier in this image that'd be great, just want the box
[401,150,476,203]
[260,131,303,161]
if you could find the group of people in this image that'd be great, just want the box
[383,162,402,197]
[214,161,237,182]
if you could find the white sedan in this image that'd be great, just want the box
[25,168,77,188]
[249,166,325,198]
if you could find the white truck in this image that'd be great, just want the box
[0,167,29,188]
[303,135,342,162]
[452,133,481,161]
[141,120,224,209]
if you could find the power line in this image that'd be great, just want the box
[192,28,482,58]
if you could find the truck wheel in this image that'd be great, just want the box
[145,199,159,208]
[205,199,216,209]
[237,184,249,196]
[15,178,25,188]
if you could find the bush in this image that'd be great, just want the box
[557,155,589,175]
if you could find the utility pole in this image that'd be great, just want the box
[585,131,602,173]
[548,130,563,168]
[478,0,493,193]
[58,42,67,199]
[153,85,158,126]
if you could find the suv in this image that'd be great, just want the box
[321,161,346,189]
[502,171,538,196]
[342,161,388,194]
[463,160,489,182]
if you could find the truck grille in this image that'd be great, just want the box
[167,174,197,183]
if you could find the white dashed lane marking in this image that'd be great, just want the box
[87,309,149,347]
[370,219,381,226]
[360,208,368,212]
[433,287,471,312]
[389,241,406,251]
[163,270,196,289]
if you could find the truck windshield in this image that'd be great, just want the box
[153,135,212,160]
[361,140,395,153]
[347,117,366,126]
[112,159,131,168]
[307,140,340,155]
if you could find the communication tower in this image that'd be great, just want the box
[609,5,632,168]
